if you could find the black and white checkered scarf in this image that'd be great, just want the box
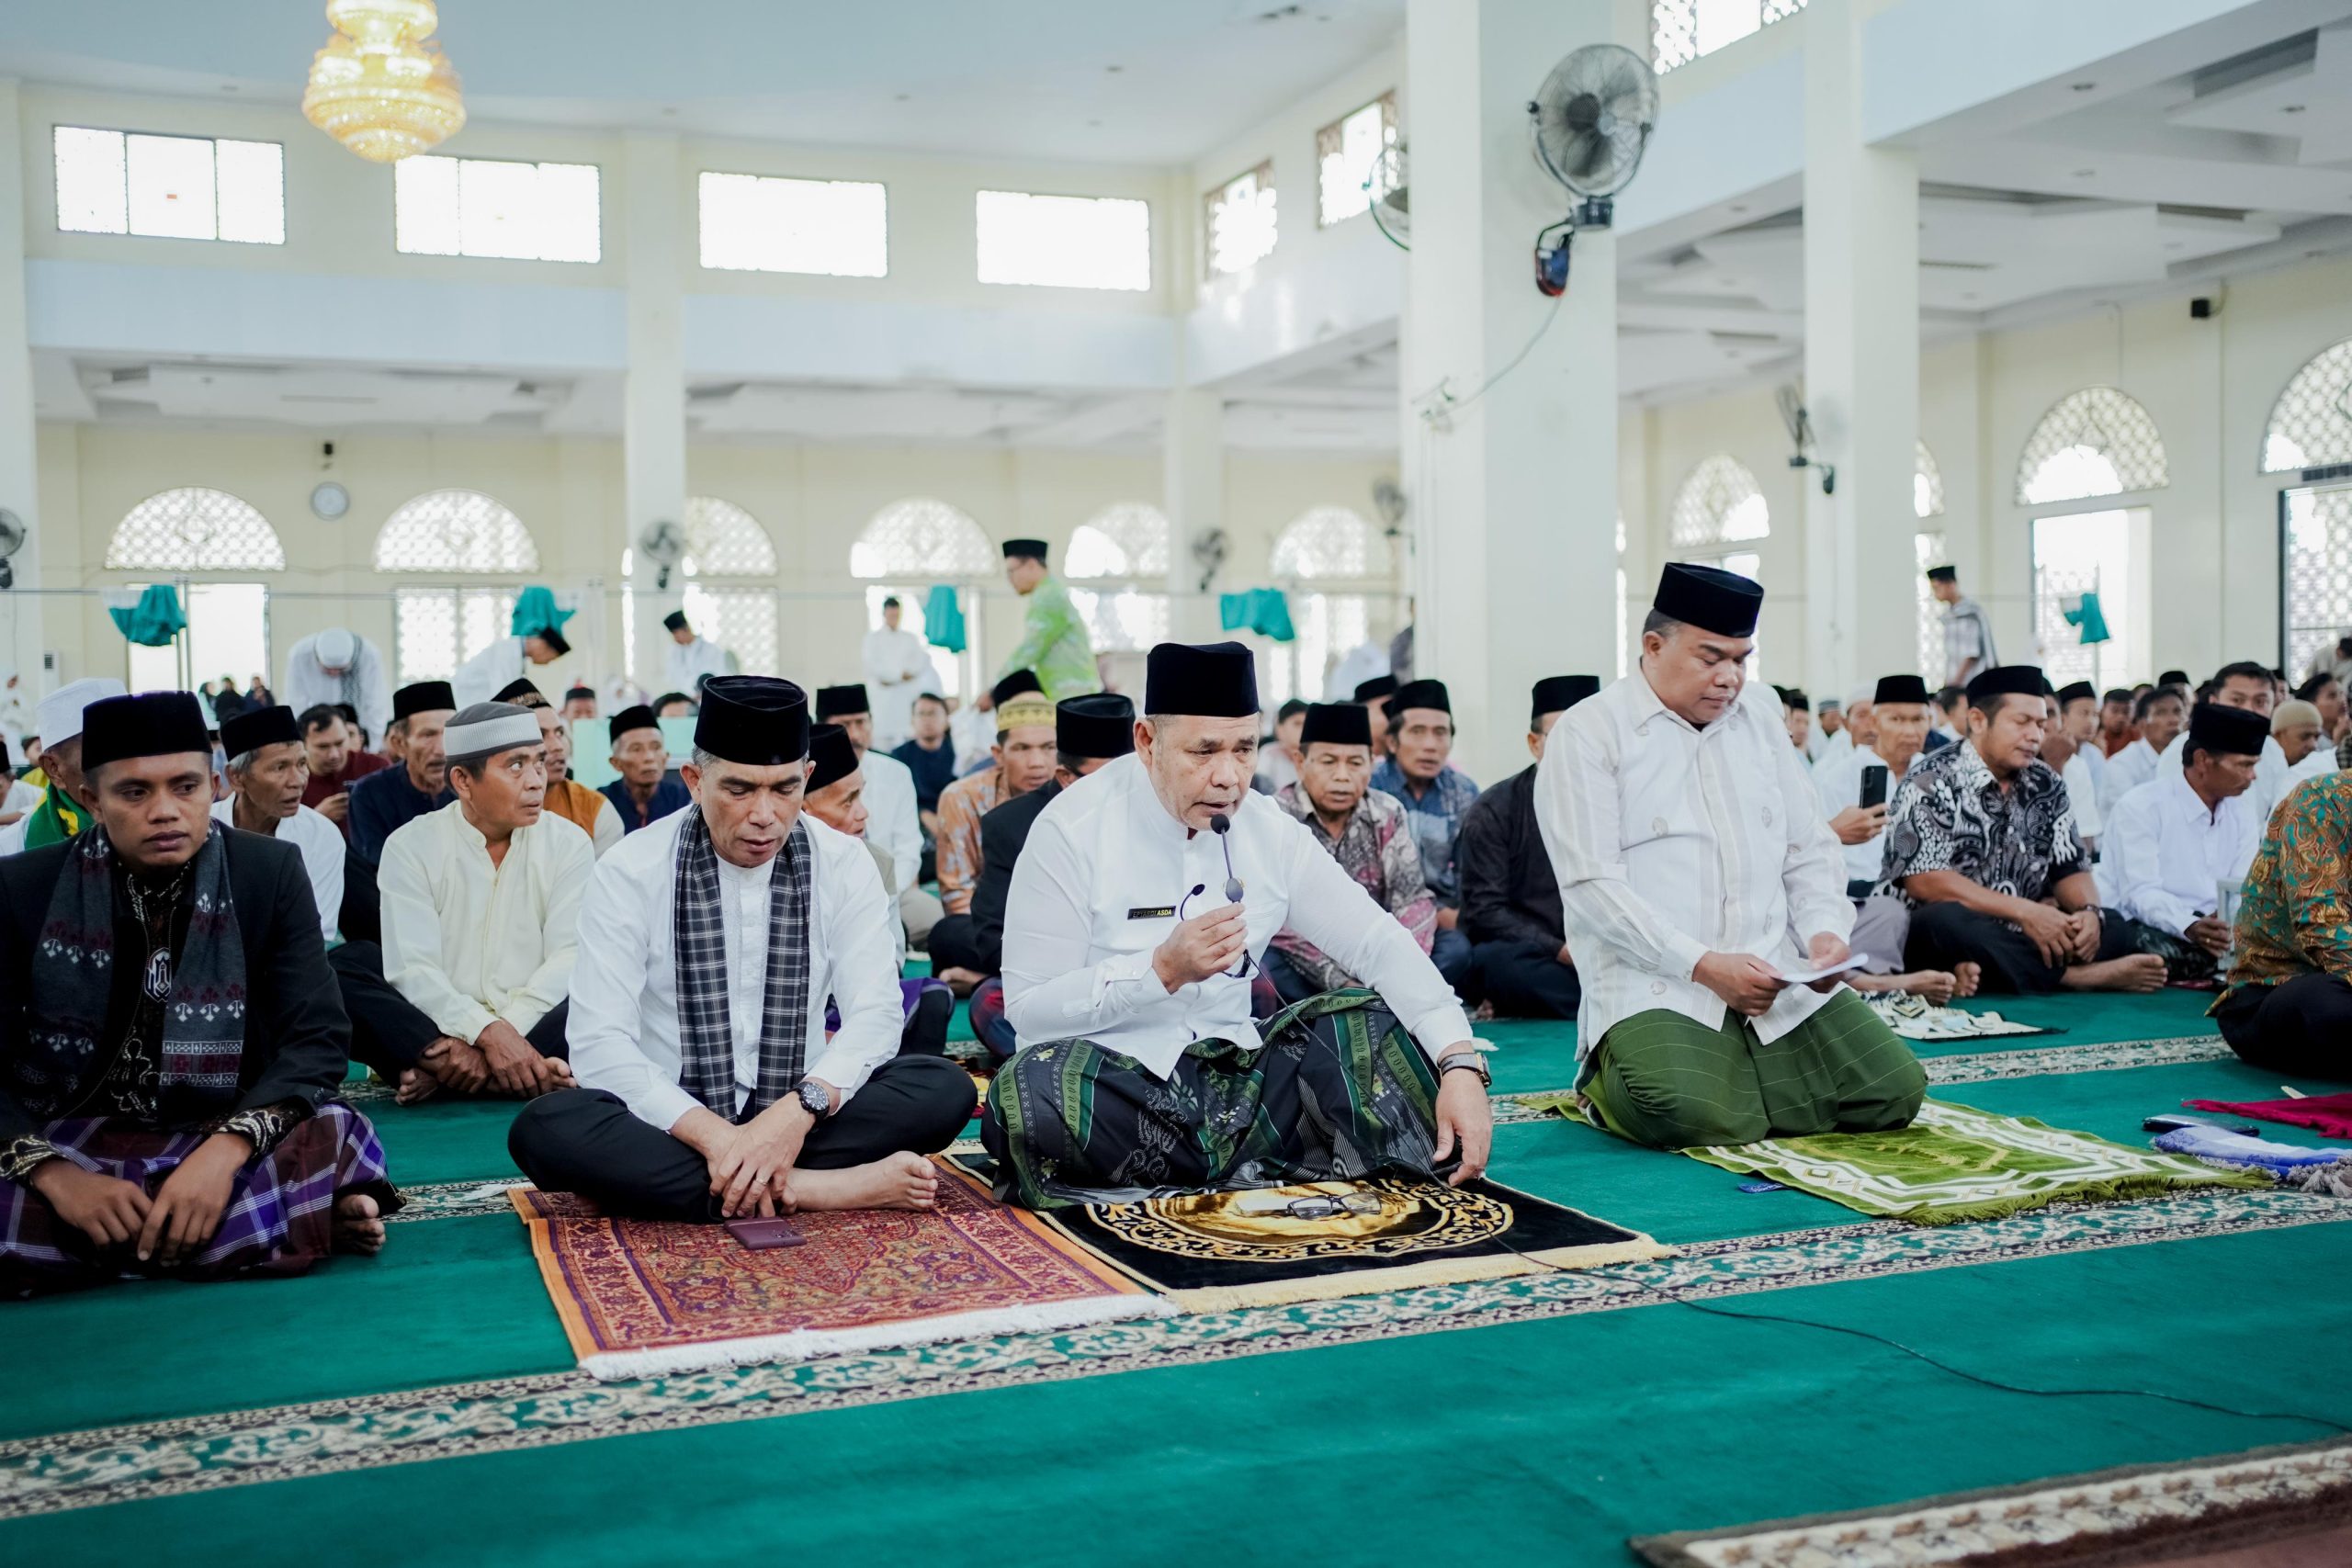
[672,808,814,1122]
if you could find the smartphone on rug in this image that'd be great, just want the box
[1859,765,1889,810]
[725,1217,808,1250]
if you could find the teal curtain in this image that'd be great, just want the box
[2064,591,2111,646]
[1218,588,1295,643]
[510,586,576,639]
[922,585,967,653]
[109,584,187,648]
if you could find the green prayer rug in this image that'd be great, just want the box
[1527,1095,2271,1225]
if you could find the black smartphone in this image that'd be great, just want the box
[725,1217,808,1250]
[1859,764,1889,810]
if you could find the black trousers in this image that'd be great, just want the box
[507,1054,976,1223]
[1470,940,1582,1020]
[327,940,570,1075]
[1904,901,2155,994]
[900,985,953,1056]
[925,914,988,975]
[2213,973,2352,1079]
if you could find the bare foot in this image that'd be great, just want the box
[2061,953,2167,993]
[1954,962,1982,999]
[394,1066,441,1105]
[786,1153,940,1213]
[935,966,985,998]
[334,1192,387,1256]
[1848,969,1956,1002]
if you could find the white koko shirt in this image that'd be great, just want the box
[567,806,903,1132]
[857,747,922,895]
[211,798,345,943]
[1000,752,1472,1078]
[1537,668,1855,1059]
[2100,773,2259,939]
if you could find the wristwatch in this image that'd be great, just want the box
[794,1078,833,1119]
[1436,1048,1491,1087]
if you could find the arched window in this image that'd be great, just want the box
[1914,440,1945,520]
[374,490,540,572]
[1669,456,1770,549]
[1066,502,1171,652]
[681,495,778,577]
[1269,505,1395,705]
[621,497,782,683]
[1912,443,1947,682]
[2015,388,2168,505]
[2262,339,2352,473]
[850,499,996,698]
[105,487,285,570]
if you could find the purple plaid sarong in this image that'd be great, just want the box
[0,1102,399,1297]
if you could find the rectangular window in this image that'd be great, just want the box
[975,190,1150,291]
[1316,93,1398,228]
[697,171,888,276]
[394,155,602,263]
[1652,0,1809,73]
[125,583,272,696]
[55,126,285,244]
[1204,162,1277,277]
[395,586,517,683]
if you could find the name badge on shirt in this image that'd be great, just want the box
[1126,905,1177,920]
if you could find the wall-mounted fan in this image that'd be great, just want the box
[1367,142,1409,251]
[1371,477,1408,535]
[637,518,686,590]
[1527,43,1658,295]
[1190,526,1228,593]
[0,507,25,591]
[1774,384,1836,496]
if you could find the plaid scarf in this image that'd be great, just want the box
[673,808,814,1122]
[17,821,246,1120]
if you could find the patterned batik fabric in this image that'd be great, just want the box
[1368,760,1480,904]
[1877,739,2087,908]
[933,766,1013,916]
[0,1102,399,1296]
[1270,784,1436,992]
[980,990,1444,1211]
[672,810,812,1121]
[2215,772,2352,1007]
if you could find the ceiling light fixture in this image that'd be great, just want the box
[301,0,465,164]
[2070,81,2096,92]
[2283,104,2306,114]
[2072,168,2096,177]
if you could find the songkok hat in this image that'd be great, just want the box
[2188,702,2270,758]
[531,626,571,657]
[1001,537,1048,561]
[1057,694,1135,759]
[2055,680,2098,706]
[35,676,127,750]
[1781,687,1812,712]
[991,669,1044,706]
[807,723,860,792]
[662,609,689,633]
[81,692,210,772]
[220,704,300,760]
[1532,675,1600,726]
[1299,702,1373,749]
[609,704,662,742]
[2272,699,2321,736]
[1964,665,2047,704]
[694,676,809,765]
[1873,674,1931,706]
[1818,696,1843,714]
[393,681,457,720]
[1352,674,1398,704]
[444,702,541,761]
[564,685,595,703]
[1390,678,1451,716]
[1653,562,1763,638]
[2158,669,2191,688]
[1925,564,1958,583]
[493,677,542,704]
[996,694,1057,734]
[1144,641,1260,718]
[314,627,357,668]
[815,683,871,720]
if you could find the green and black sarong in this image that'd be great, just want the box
[981,990,1443,1211]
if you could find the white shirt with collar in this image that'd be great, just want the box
[567,805,904,1132]
[861,626,933,748]
[2100,772,2259,939]
[2289,744,2338,785]
[211,798,345,942]
[1813,742,1909,886]
[379,802,593,1044]
[2156,731,2289,828]
[1537,667,1855,1060]
[663,636,736,699]
[452,636,528,710]
[857,747,922,894]
[2062,744,2106,840]
[2100,738,2161,816]
[1001,751,1472,1079]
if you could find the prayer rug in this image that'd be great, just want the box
[949,1154,1669,1312]
[1866,993,2052,1041]
[1525,1096,2269,1225]
[510,1160,1170,1380]
[2186,1089,2352,1141]
[1633,1437,2352,1567]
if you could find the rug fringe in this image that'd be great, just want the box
[573,1292,1177,1382]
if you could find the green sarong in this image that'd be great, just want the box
[1578,990,1927,1150]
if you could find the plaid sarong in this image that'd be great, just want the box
[0,1103,399,1296]
[673,810,813,1122]
[981,989,1444,1211]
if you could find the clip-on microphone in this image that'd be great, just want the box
[1208,812,1243,903]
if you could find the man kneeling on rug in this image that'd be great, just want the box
[985,640,1492,1210]
[1536,564,1928,1150]
[0,692,396,1294]
[509,676,975,1222]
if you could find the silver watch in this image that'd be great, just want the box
[1437,1049,1490,1087]
[795,1078,833,1119]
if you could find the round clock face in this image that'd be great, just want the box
[311,480,350,521]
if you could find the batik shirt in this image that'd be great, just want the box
[1270,784,1436,991]
[1367,758,1480,906]
[935,765,1017,916]
[1876,738,2087,908]
[1940,595,1998,684]
[2216,773,2352,1007]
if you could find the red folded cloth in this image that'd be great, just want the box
[2184,1092,2352,1140]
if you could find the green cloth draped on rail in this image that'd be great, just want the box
[107,584,186,648]
[1219,588,1295,642]
[508,587,574,641]
[922,584,967,653]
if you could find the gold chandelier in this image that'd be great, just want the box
[302,0,466,164]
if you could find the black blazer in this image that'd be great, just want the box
[969,781,1061,976]
[1456,764,1566,951]
[0,829,354,1143]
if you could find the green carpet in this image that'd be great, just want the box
[6,990,2347,1566]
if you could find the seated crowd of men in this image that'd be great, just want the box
[6,551,2347,1296]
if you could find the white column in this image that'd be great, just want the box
[0,82,47,695]
[1161,387,1223,642]
[620,132,687,690]
[1405,0,1626,785]
[1801,0,1920,693]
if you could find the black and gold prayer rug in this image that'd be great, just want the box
[949,1156,1671,1312]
